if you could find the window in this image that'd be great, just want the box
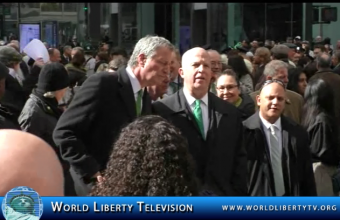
[40,3,62,12]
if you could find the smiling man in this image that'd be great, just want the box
[243,80,316,196]
[152,47,247,196]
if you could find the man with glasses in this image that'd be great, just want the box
[153,47,247,196]
[249,60,303,124]
[243,79,316,196]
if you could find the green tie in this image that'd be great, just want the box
[193,100,205,139]
[136,89,143,116]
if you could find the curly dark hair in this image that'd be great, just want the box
[91,115,199,196]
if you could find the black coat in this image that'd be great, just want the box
[306,113,340,166]
[0,105,20,129]
[19,93,76,196]
[243,112,317,196]
[238,94,255,121]
[152,89,248,196]
[1,73,26,119]
[53,69,152,179]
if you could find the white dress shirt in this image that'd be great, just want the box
[126,66,143,105]
[183,88,209,138]
[259,113,283,161]
[8,68,23,86]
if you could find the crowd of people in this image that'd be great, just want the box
[0,34,339,197]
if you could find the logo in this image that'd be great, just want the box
[2,186,43,220]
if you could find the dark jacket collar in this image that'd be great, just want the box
[169,89,229,116]
[243,111,297,131]
[117,68,151,119]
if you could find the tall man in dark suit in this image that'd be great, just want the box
[153,47,247,196]
[53,35,174,196]
[243,80,316,196]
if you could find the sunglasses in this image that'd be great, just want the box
[260,79,285,91]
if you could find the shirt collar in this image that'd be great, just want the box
[183,87,208,106]
[126,66,142,94]
[8,68,17,78]
[259,112,281,131]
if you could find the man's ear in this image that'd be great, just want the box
[256,95,261,107]
[137,54,146,67]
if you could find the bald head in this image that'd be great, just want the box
[0,130,64,196]
[182,47,210,68]
[179,47,211,99]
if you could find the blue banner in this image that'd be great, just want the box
[1,197,340,219]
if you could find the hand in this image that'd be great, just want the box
[34,58,45,67]
[92,172,105,183]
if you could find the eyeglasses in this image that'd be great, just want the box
[260,79,285,91]
[217,84,238,91]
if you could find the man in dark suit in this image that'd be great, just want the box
[53,35,174,196]
[153,47,247,196]
[0,46,26,119]
[60,46,72,66]
[243,80,316,196]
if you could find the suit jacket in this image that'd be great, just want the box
[60,55,70,66]
[250,89,303,124]
[53,68,152,179]
[243,112,317,196]
[152,89,247,196]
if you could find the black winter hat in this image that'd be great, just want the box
[0,62,9,80]
[37,62,69,93]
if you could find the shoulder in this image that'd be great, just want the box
[19,96,42,119]
[286,89,303,101]
[84,71,119,87]
[282,115,307,136]
[152,93,177,115]
[210,93,239,114]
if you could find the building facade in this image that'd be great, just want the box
[0,3,83,46]
[2,3,338,52]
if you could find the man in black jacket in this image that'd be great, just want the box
[0,62,20,129]
[53,35,174,196]
[153,47,247,196]
[243,79,316,196]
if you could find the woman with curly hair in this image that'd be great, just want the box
[91,115,198,196]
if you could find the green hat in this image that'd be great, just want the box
[0,46,22,66]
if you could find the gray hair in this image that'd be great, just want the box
[264,60,288,77]
[63,45,72,51]
[316,52,332,68]
[72,47,84,54]
[271,45,289,60]
[127,35,174,68]
[108,57,127,71]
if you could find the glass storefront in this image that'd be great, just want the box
[241,3,303,42]
[1,3,82,46]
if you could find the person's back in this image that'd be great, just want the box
[91,115,198,196]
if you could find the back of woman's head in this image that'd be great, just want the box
[302,78,335,128]
[91,115,198,196]
[227,55,250,78]
[287,67,303,93]
[71,50,85,67]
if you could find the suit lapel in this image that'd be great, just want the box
[176,89,203,138]
[281,117,299,196]
[118,68,136,119]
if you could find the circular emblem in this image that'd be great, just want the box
[2,186,43,220]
